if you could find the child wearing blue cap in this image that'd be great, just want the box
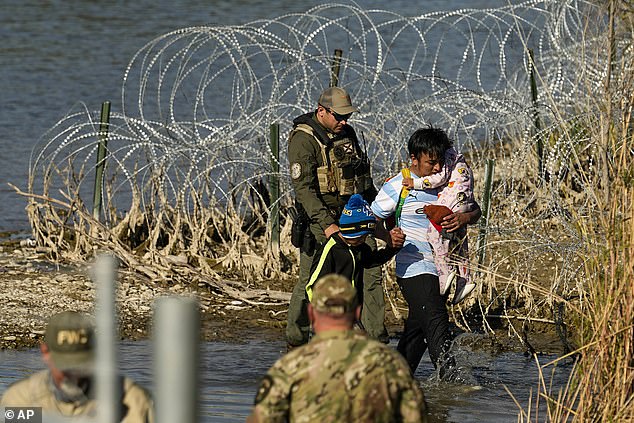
[305,194,402,314]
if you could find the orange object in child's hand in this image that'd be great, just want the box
[423,205,453,224]
[423,204,453,233]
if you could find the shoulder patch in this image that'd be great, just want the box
[254,375,274,404]
[291,162,302,180]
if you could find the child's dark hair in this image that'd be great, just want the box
[407,125,453,162]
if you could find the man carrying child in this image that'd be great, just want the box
[402,144,477,304]
[371,126,481,377]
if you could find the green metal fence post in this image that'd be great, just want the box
[330,49,343,87]
[476,159,495,270]
[92,101,111,222]
[269,123,280,256]
[529,49,544,179]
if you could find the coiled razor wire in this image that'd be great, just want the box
[26,1,632,288]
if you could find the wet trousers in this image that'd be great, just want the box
[285,236,387,346]
[396,273,454,372]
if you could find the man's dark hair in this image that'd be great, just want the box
[407,125,453,162]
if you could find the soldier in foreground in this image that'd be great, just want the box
[248,274,428,423]
[1,311,154,422]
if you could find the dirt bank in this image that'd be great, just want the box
[0,235,567,355]
[0,234,289,350]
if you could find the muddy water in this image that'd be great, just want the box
[0,335,571,422]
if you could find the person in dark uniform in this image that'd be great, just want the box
[286,86,404,349]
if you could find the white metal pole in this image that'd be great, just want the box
[154,296,200,423]
[94,253,120,423]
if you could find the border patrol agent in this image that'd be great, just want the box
[248,274,428,423]
[1,311,154,423]
[286,86,393,348]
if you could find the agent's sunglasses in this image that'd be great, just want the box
[320,104,352,122]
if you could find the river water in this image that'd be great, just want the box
[0,337,571,422]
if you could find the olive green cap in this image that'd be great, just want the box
[45,311,95,370]
[318,87,358,115]
[312,274,358,315]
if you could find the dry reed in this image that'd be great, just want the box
[501,1,634,420]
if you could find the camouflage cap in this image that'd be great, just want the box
[45,311,95,371]
[311,274,358,315]
[318,87,359,115]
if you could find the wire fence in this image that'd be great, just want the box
[22,1,631,306]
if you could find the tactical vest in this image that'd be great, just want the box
[291,121,373,196]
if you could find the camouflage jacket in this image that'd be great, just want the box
[251,330,428,422]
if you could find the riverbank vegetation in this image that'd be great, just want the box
[509,1,634,421]
[11,1,633,419]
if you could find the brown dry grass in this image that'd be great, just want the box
[505,1,634,420]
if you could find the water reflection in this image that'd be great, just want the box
[0,336,571,422]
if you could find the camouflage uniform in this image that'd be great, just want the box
[252,330,427,422]
[254,275,427,423]
[286,106,387,346]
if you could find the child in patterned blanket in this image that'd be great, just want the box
[402,146,477,304]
